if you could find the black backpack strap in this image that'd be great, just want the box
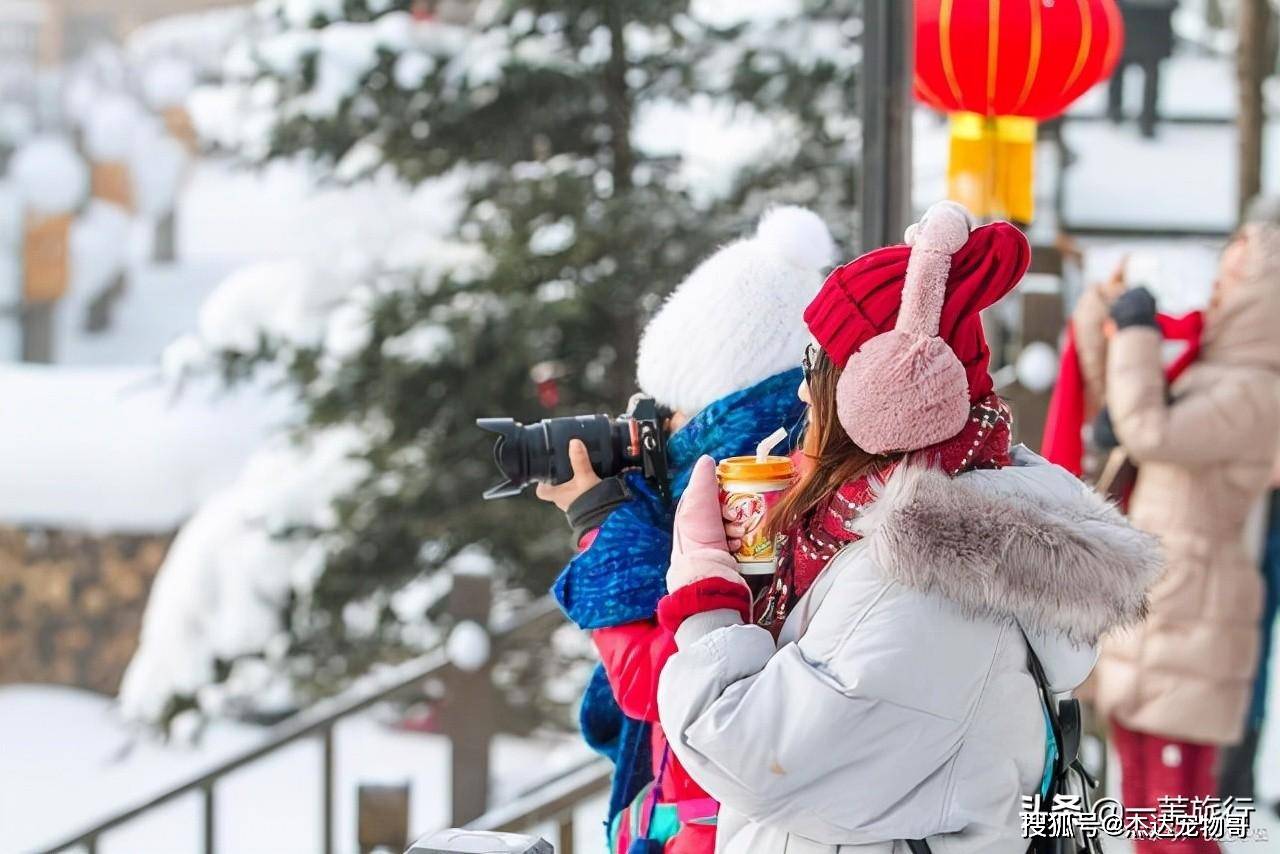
[1020,629,1105,854]
[1021,628,1070,770]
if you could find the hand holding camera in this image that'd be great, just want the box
[534,439,601,511]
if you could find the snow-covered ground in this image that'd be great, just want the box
[0,684,597,854]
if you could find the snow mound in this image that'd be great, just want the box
[10,135,89,215]
[141,57,198,110]
[446,620,491,672]
[83,96,146,162]
[1014,341,1058,394]
[0,365,284,532]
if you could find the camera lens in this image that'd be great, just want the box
[477,414,624,499]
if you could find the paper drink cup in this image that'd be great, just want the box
[716,455,796,575]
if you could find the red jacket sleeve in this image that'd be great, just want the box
[591,620,677,722]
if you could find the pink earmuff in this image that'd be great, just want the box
[836,202,975,455]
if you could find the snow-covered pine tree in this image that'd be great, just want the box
[188,0,863,704]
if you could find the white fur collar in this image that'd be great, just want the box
[849,447,1162,646]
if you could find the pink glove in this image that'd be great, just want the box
[667,456,750,594]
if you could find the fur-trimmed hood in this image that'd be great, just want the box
[851,446,1162,688]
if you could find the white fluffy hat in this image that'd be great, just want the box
[636,206,837,415]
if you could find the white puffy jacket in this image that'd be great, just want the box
[657,448,1160,854]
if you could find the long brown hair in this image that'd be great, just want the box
[763,348,894,539]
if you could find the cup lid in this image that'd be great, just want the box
[716,455,795,481]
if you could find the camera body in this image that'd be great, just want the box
[406,829,552,853]
[476,394,672,501]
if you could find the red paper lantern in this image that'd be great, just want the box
[914,0,1125,223]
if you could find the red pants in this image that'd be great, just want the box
[1111,719,1221,854]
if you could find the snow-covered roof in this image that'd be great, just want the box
[0,366,284,533]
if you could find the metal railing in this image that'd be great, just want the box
[37,594,566,854]
[462,757,613,854]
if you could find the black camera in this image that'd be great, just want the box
[476,394,672,501]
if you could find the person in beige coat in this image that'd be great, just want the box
[1073,200,1280,852]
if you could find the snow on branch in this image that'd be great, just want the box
[120,427,369,724]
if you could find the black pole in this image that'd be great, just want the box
[859,0,914,252]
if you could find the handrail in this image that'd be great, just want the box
[37,594,567,854]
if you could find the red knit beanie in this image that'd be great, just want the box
[804,219,1031,404]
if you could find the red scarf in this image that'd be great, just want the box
[756,394,1014,629]
[1041,311,1204,476]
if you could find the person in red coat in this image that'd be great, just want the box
[541,207,837,853]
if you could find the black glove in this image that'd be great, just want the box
[565,476,631,543]
[1091,407,1120,451]
[1109,287,1158,330]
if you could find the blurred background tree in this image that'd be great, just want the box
[194,0,863,706]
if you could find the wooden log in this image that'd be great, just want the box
[162,106,199,155]
[438,572,496,827]
[357,782,411,854]
[23,212,71,304]
[90,160,133,211]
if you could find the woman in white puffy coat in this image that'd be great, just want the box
[652,203,1161,854]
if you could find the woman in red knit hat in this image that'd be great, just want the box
[653,202,1162,854]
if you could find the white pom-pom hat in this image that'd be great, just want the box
[636,206,837,415]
